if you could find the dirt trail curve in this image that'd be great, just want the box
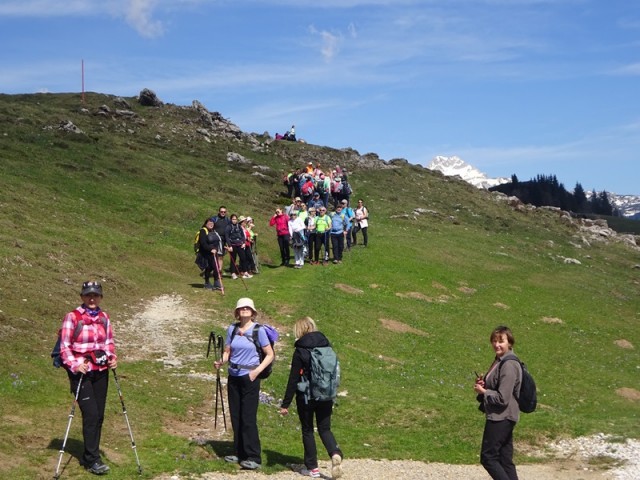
[117,295,636,480]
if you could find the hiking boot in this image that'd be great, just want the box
[300,467,321,478]
[204,283,214,290]
[85,460,110,475]
[224,455,239,463]
[331,453,343,479]
[213,280,222,290]
[239,460,261,470]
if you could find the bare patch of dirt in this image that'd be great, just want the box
[616,387,640,401]
[118,294,211,367]
[335,283,364,294]
[458,286,477,294]
[380,318,429,337]
[542,316,564,324]
[614,339,634,349]
[396,291,433,301]
[432,281,449,291]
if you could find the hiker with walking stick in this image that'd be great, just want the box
[58,281,117,475]
[198,217,223,291]
[214,298,274,470]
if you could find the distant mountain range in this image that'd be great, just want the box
[426,156,640,219]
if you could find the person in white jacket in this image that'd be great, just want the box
[288,211,307,269]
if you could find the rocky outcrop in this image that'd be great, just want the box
[492,192,640,251]
[138,88,163,107]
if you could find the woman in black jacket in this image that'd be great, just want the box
[279,317,343,479]
[225,214,252,279]
[198,218,223,290]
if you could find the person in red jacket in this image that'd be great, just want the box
[269,208,291,266]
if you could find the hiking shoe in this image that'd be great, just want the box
[239,460,261,470]
[232,273,238,280]
[242,273,253,278]
[300,467,321,478]
[213,281,222,290]
[85,460,110,475]
[224,455,239,463]
[332,259,339,264]
[204,283,214,290]
[331,453,343,478]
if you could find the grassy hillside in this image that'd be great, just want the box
[1,92,639,479]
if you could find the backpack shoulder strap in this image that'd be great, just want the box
[70,309,84,341]
[229,322,241,344]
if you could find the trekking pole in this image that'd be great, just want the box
[206,332,222,430]
[53,373,84,480]
[212,252,225,296]
[228,250,248,291]
[216,335,227,430]
[112,369,143,475]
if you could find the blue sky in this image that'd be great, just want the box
[1,0,639,194]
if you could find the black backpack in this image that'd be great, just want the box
[230,323,278,379]
[500,357,537,413]
[51,310,107,368]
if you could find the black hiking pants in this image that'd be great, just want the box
[227,374,262,465]
[296,396,342,470]
[68,369,109,467]
[480,419,518,480]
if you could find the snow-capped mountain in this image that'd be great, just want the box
[427,155,640,219]
[426,156,510,189]
[607,193,640,219]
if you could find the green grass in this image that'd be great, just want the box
[0,92,639,479]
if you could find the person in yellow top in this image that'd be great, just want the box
[313,206,332,264]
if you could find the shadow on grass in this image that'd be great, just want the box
[47,437,84,476]
[202,440,300,469]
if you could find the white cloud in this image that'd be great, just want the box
[124,0,164,38]
[309,25,343,62]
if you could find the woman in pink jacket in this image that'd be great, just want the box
[269,208,291,266]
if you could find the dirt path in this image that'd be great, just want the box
[118,295,635,480]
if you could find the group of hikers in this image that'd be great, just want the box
[275,124,297,142]
[195,161,370,288]
[56,280,527,480]
[56,285,344,478]
[282,162,353,210]
[270,196,368,269]
[196,207,259,291]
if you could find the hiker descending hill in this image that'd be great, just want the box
[279,317,343,479]
[270,208,291,266]
[210,206,231,275]
[474,326,523,480]
[58,281,118,475]
[214,298,275,471]
[352,199,369,247]
[197,218,223,290]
